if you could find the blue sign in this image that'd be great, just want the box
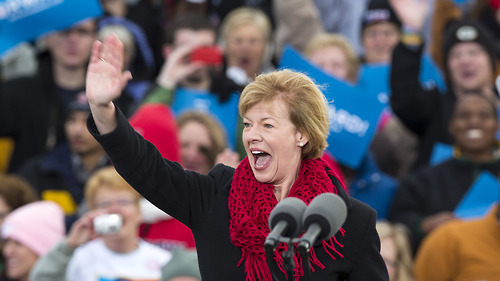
[454,171,500,220]
[0,0,103,56]
[279,46,385,169]
[171,88,240,149]
[429,142,454,166]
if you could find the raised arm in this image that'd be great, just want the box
[86,34,132,135]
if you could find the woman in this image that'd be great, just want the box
[388,93,500,253]
[1,201,64,281]
[177,111,229,174]
[85,34,388,280]
[218,7,275,85]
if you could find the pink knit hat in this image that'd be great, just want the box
[1,201,65,256]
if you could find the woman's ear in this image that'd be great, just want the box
[296,131,309,147]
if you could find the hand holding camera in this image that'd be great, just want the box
[66,211,123,249]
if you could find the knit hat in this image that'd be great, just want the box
[161,249,201,281]
[129,104,181,162]
[1,201,65,256]
[442,19,497,73]
[68,91,91,112]
[362,0,401,29]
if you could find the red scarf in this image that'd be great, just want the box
[229,157,345,281]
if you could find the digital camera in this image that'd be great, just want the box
[93,214,122,235]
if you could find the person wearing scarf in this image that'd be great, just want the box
[85,34,389,281]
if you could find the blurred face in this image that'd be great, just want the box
[93,188,141,239]
[242,98,307,187]
[45,20,96,69]
[380,236,398,281]
[448,42,493,93]
[362,22,400,64]
[179,121,213,174]
[308,45,350,81]
[449,95,498,156]
[65,111,103,156]
[172,29,216,86]
[0,196,12,227]
[2,239,38,280]
[226,23,266,79]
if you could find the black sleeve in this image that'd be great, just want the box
[390,42,441,136]
[87,105,227,227]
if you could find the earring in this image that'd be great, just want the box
[299,142,304,147]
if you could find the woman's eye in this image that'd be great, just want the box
[243,122,251,128]
[264,124,273,128]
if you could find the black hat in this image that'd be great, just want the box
[362,0,401,29]
[443,19,497,73]
[68,91,90,113]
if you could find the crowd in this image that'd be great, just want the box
[1,0,500,280]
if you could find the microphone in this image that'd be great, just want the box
[298,193,347,252]
[264,197,307,252]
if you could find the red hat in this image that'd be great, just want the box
[129,104,181,163]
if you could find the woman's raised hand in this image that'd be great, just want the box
[86,33,132,107]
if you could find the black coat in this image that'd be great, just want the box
[88,107,389,281]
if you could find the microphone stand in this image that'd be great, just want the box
[265,237,312,281]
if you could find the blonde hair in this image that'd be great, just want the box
[177,111,228,166]
[376,221,416,281]
[304,33,360,82]
[218,7,273,72]
[239,69,329,159]
[84,167,141,210]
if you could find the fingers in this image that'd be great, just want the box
[101,33,124,70]
[90,40,103,64]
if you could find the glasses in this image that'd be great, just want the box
[95,198,136,209]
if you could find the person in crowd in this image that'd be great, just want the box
[84,34,389,280]
[413,202,500,281]
[376,221,415,281]
[142,12,243,158]
[161,249,201,281]
[0,175,38,277]
[389,0,498,170]
[0,19,132,173]
[177,111,231,174]
[29,166,172,281]
[361,0,401,64]
[303,33,360,83]
[0,201,65,281]
[17,92,110,229]
[388,93,500,253]
[218,7,275,86]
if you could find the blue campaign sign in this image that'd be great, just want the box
[357,53,447,100]
[279,46,385,169]
[171,88,240,149]
[454,171,500,220]
[0,0,103,56]
[429,142,454,166]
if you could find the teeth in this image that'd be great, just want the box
[252,151,264,155]
[467,129,483,139]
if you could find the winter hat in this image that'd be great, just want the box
[1,201,65,256]
[129,104,181,162]
[161,249,201,281]
[442,19,497,73]
[362,0,401,30]
[68,91,91,113]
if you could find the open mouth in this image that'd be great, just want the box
[252,150,272,170]
[466,129,483,139]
